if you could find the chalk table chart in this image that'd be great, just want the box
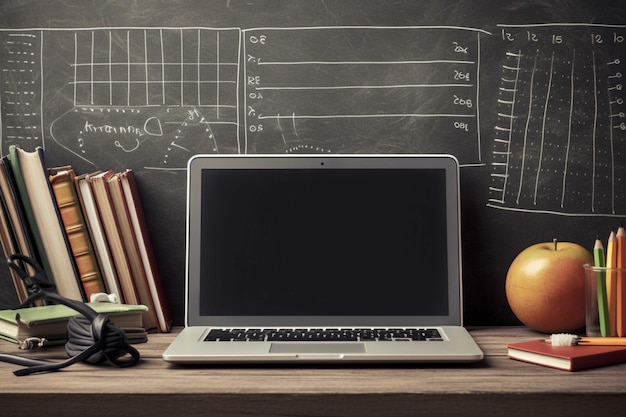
[489,24,626,217]
[243,26,485,161]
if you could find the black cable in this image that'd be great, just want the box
[0,254,141,376]
[0,354,55,367]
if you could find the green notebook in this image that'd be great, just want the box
[0,302,148,344]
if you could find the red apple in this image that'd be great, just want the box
[505,239,593,333]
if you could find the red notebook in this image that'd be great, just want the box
[507,339,626,371]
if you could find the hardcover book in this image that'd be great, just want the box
[49,167,106,300]
[107,172,158,331]
[507,339,626,371]
[0,302,148,344]
[0,159,32,301]
[88,171,139,305]
[74,172,124,301]
[0,187,27,301]
[119,170,172,332]
[7,146,83,301]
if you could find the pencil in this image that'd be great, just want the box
[617,225,626,337]
[548,333,626,346]
[593,238,610,337]
[573,337,626,346]
[606,231,617,336]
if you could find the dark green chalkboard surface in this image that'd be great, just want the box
[1,0,625,326]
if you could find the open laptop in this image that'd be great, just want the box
[162,154,483,363]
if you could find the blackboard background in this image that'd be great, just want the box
[0,0,625,327]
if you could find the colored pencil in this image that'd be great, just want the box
[593,238,610,337]
[576,337,626,346]
[547,334,626,346]
[606,231,618,336]
[617,226,626,337]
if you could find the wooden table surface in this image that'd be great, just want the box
[2,326,625,417]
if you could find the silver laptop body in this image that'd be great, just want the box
[163,154,483,363]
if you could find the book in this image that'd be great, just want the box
[6,146,84,301]
[0,186,28,301]
[0,157,38,263]
[119,170,172,332]
[49,167,106,300]
[74,172,124,302]
[0,302,148,344]
[507,339,626,371]
[0,157,48,305]
[107,172,158,331]
[87,171,139,305]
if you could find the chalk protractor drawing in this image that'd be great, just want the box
[50,106,217,170]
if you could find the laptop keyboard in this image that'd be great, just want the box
[204,328,443,342]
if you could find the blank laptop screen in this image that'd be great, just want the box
[188,156,460,324]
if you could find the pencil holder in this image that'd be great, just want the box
[584,265,626,337]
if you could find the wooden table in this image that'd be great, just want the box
[1,326,625,417]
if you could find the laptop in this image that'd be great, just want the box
[162,154,483,363]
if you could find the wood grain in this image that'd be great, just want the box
[2,327,626,416]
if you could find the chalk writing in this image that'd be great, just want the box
[489,23,626,217]
[243,26,489,162]
[0,28,240,170]
[2,25,490,167]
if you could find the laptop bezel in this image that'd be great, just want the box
[184,154,463,328]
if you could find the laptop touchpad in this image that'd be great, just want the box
[270,343,366,354]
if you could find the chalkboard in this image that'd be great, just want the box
[1,0,625,327]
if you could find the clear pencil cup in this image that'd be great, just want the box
[584,264,626,337]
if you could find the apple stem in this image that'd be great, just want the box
[553,238,558,251]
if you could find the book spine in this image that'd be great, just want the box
[74,173,125,303]
[7,146,55,291]
[7,146,84,301]
[121,169,172,332]
[49,169,106,300]
[0,190,29,302]
[106,173,158,331]
[88,171,140,305]
[0,157,44,305]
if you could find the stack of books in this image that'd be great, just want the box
[0,302,149,345]
[0,145,171,333]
